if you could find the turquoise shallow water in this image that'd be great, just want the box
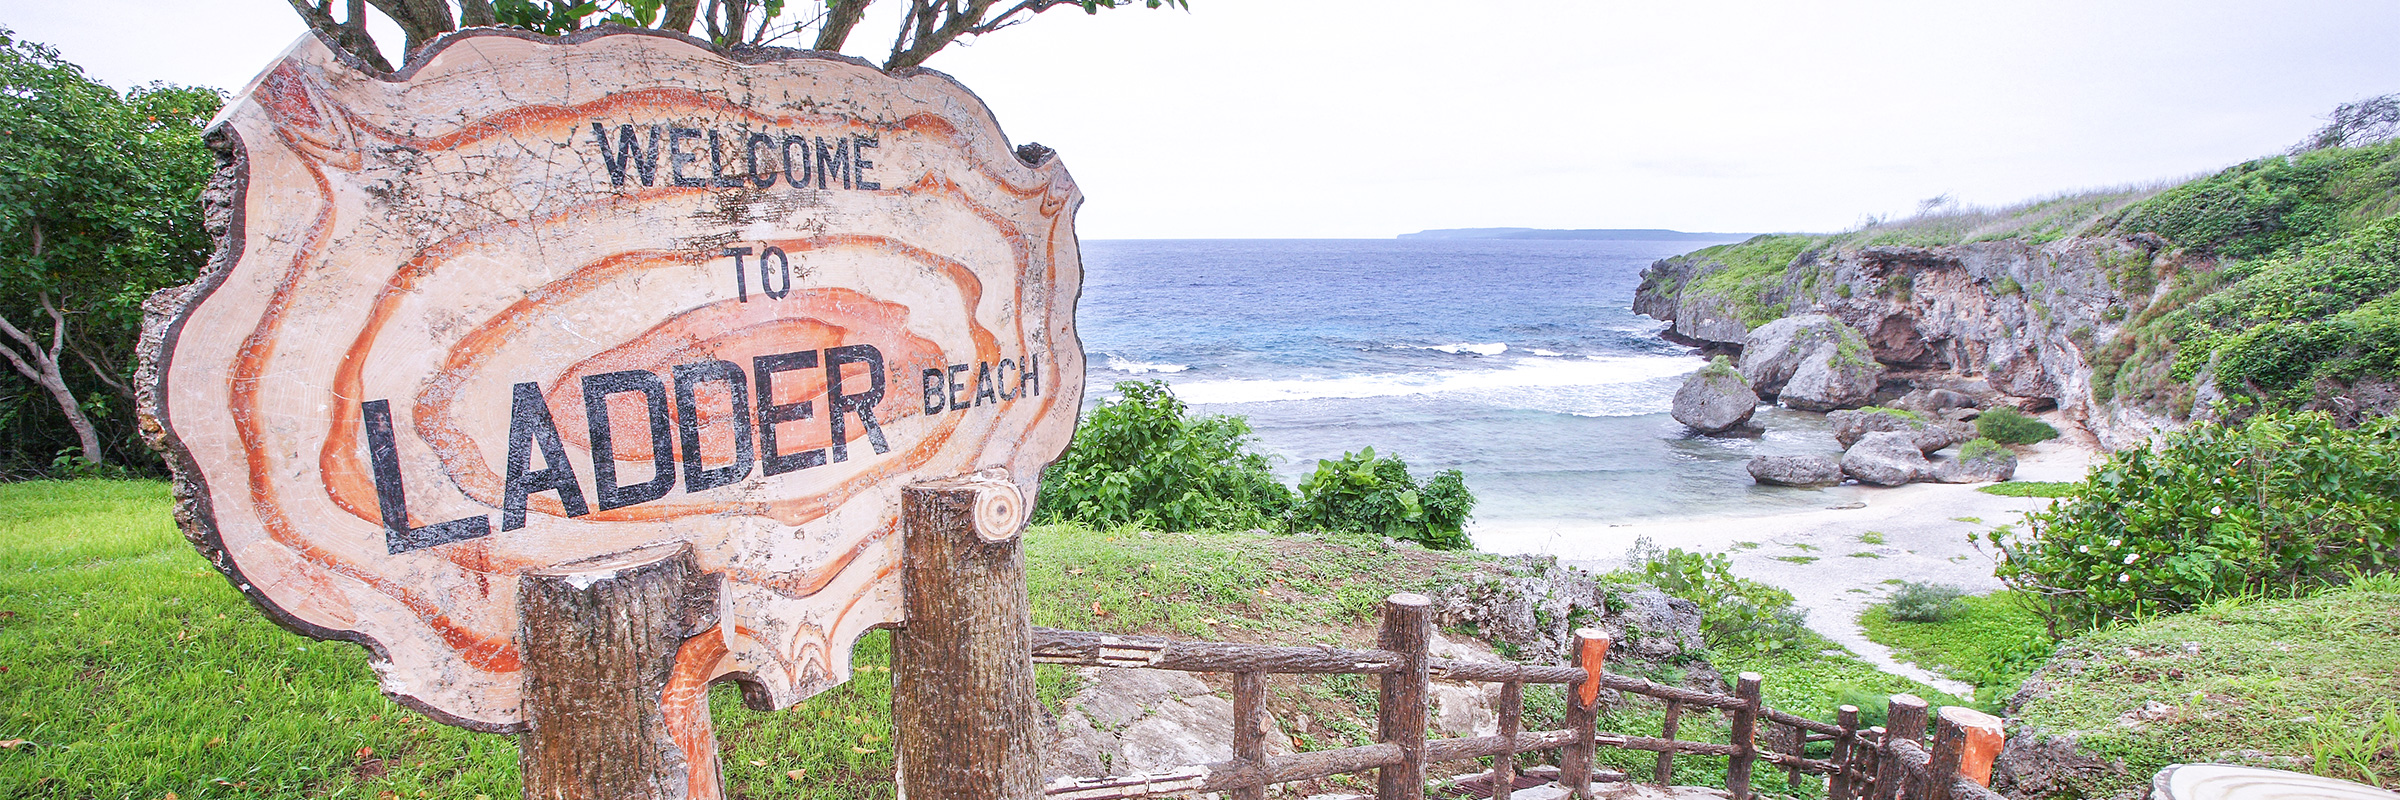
[1074,238,1859,532]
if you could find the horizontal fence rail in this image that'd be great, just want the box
[1034,595,2002,800]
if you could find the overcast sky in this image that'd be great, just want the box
[7,1,2398,239]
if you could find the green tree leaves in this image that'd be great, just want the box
[1289,447,1474,550]
[1035,380,1292,532]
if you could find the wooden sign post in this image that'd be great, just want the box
[139,27,1083,800]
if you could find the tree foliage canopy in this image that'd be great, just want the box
[0,28,220,474]
[287,0,1188,73]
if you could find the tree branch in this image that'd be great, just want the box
[813,0,874,51]
[284,0,396,72]
[458,0,497,26]
[69,340,133,406]
[364,0,459,58]
[663,0,700,33]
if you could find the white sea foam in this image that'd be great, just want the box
[1170,353,1702,414]
[1527,349,1566,357]
[1105,355,1189,374]
[1428,342,1509,356]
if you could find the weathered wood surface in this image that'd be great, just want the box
[1562,630,1608,799]
[1726,672,1763,800]
[1874,695,1929,800]
[518,542,721,800]
[1942,706,2005,787]
[1489,681,1522,800]
[1652,699,1684,785]
[1377,594,1433,800]
[893,476,1039,800]
[138,27,1083,731]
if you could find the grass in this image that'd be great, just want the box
[1857,591,2051,706]
[2004,575,2400,795]
[1857,531,1885,545]
[3,479,1973,799]
[1846,552,1883,559]
[1976,481,2078,498]
[1770,556,1819,565]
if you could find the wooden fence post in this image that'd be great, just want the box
[1921,709,1970,800]
[1653,699,1683,786]
[1938,707,2006,790]
[1562,630,1610,799]
[1828,705,1861,800]
[1780,722,1805,788]
[894,475,1039,800]
[1377,593,1433,800]
[1859,727,1886,800]
[519,542,723,800]
[1874,695,1929,800]
[1725,672,1763,800]
[1233,671,1269,800]
[1490,681,1522,800]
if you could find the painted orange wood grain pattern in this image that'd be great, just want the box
[143,28,1084,732]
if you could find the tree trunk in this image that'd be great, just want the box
[0,297,106,465]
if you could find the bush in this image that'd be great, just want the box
[1885,581,1965,622]
[1958,437,2008,461]
[1290,447,1474,550]
[1621,538,1812,654]
[1988,411,2400,634]
[1977,407,2060,444]
[1036,380,1292,531]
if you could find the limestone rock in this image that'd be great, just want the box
[1931,443,2018,483]
[1428,555,1719,695]
[1841,430,1933,486]
[1892,387,1977,414]
[1738,315,1884,411]
[1671,360,1759,434]
[1827,409,1976,453]
[1041,667,1294,781]
[1427,633,1504,738]
[1991,728,2130,800]
[1745,455,1843,487]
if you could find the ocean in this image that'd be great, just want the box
[1074,238,1866,544]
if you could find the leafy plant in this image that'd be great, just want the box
[1977,481,2078,498]
[1976,407,2060,445]
[1035,380,1291,532]
[1885,581,1965,622]
[1621,538,1811,654]
[1987,411,2400,634]
[1290,447,1474,550]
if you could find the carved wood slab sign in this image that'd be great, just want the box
[142,28,1084,732]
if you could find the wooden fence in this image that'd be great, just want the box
[1031,594,2005,800]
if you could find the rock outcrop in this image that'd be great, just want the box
[1840,430,1934,486]
[1931,443,2018,483]
[1672,359,1759,434]
[1430,555,1721,695]
[1826,408,1976,453]
[1738,315,1883,411]
[1745,454,1843,487]
[1043,666,1296,781]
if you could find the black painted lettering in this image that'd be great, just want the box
[825,344,889,462]
[781,134,810,188]
[1021,354,1040,397]
[502,382,590,531]
[668,126,703,187]
[581,370,676,511]
[996,358,1017,400]
[745,132,778,189]
[723,246,752,301]
[754,350,827,476]
[946,363,969,411]
[852,133,879,190]
[759,246,790,300]
[591,122,661,187]
[815,135,850,190]
[674,360,756,492]
[974,361,997,407]
[707,129,744,188]
[362,399,491,553]
[923,368,946,414]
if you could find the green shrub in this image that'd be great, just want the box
[1959,437,2008,461]
[1036,380,1292,531]
[1977,481,2078,498]
[1885,581,1965,622]
[1987,411,2400,634]
[1976,407,2060,444]
[1290,447,1474,550]
[1620,538,1811,654]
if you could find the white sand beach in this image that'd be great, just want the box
[1471,421,2102,698]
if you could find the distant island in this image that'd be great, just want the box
[1398,227,1753,241]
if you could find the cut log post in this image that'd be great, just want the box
[1921,708,1972,800]
[1875,696,1929,800]
[1829,705,1861,800]
[1491,681,1523,800]
[1654,699,1683,786]
[1945,707,2005,787]
[1233,671,1269,800]
[1562,630,1610,799]
[1725,672,1763,800]
[1781,722,1806,787]
[1377,594,1433,800]
[894,475,1039,800]
[519,542,723,800]
[1859,727,1886,800]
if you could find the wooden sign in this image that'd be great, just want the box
[142,28,1083,733]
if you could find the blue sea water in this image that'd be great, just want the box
[1074,238,1862,537]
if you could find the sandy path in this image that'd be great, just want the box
[1473,427,2099,699]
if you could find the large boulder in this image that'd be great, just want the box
[1891,387,1977,415]
[1841,430,1933,486]
[1931,440,2018,483]
[1042,667,1296,781]
[1672,358,1760,434]
[1738,315,1885,411]
[1826,408,1977,453]
[1746,455,1843,487]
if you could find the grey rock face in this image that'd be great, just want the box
[1428,555,1720,695]
[1931,446,2018,483]
[1893,387,1977,414]
[1841,430,1933,486]
[1826,409,1976,453]
[1745,454,1843,487]
[1738,315,1884,411]
[1042,667,1295,781]
[1991,728,2130,800]
[1671,364,1759,433]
